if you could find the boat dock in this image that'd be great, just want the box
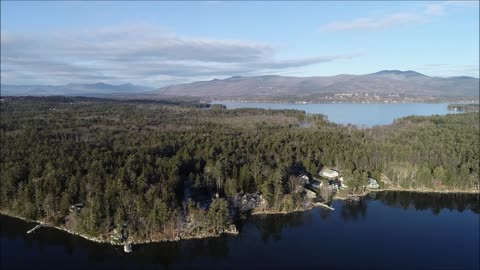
[314,202,335,210]
[27,224,42,234]
[124,243,132,253]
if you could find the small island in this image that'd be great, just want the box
[0,96,478,247]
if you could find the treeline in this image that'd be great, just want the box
[0,97,478,241]
[0,95,210,108]
[448,103,479,112]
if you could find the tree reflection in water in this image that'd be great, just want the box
[318,207,333,220]
[1,191,478,269]
[372,191,479,214]
[0,215,231,268]
[253,212,312,242]
[340,200,368,221]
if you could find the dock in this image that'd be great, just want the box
[124,243,132,253]
[314,202,335,210]
[27,224,42,234]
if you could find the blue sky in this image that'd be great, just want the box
[1,1,479,86]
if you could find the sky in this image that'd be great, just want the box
[1,1,479,87]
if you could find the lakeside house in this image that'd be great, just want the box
[69,203,85,212]
[311,180,323,189]
[367,178,380,189]
[304,189,317,199]
[299,174,310,185]
[338,177,348,189]
[319,168,339,179]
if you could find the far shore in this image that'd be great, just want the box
[2,188,478,248]
[334,187,479,200]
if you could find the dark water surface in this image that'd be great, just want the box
[1,192,479,270]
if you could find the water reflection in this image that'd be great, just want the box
[1,215,232,269]
[1,191,479,270]
[340,200,367,221]
[131,237,230,267]
[318,208,333,220]
[372,191,480,214]
[253,212,312,242]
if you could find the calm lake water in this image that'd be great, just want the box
[212,102,460,127]
[2,192,479,270]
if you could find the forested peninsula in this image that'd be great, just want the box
[1,96,478,244]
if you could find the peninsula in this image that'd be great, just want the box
[0,96,478,246]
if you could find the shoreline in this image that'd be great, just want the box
[2,188,478,248]
[0,210,122,245]
[334,187,479,200]
[211,100,477,105]
[251,205,314,216]
[0,210,237,246]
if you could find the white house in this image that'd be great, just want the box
[367,178,380,189]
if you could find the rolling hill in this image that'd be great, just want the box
[152,70,479,99]
[0,82,153,97]
[2,71,478,100]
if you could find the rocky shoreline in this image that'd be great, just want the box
[2,188,478,248]
[0,208,242,247]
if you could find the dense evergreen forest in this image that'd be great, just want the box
[1,96,478,242]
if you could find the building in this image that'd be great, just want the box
[69,203,85,212]
[338,177,348,189]
[367,178,380,189]
[304,189,317,199]
[311,180,323,189]
[299,174,310,185]
[319,168,339,179]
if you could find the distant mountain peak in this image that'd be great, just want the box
[93,82,110,86]
[152,71,478,98]
[1,82,152,96]
[373,70,426,77]
[226,76,244,80]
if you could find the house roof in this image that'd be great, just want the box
[322,168,337,174]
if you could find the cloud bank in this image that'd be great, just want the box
[1,24,357,86]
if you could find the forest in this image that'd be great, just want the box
[1,96,478,242]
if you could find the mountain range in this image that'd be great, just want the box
[1,70,479,99]
[0,82,153,97]
[153,70,479,98]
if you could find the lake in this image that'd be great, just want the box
[2,192,479,270]
[212,102,461,127]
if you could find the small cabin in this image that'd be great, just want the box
[304,189,317,199]
[367,178,380,189]
[337,177,348,189]
[69,203,85,212]
[299,174,310,185]
[311,180,323,189]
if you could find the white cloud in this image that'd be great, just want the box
[424,4,446,16]
[319,1,467,32]
[1,24,358,86]
[320,12,425,31]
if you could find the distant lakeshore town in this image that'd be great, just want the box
[209,93,478,104]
